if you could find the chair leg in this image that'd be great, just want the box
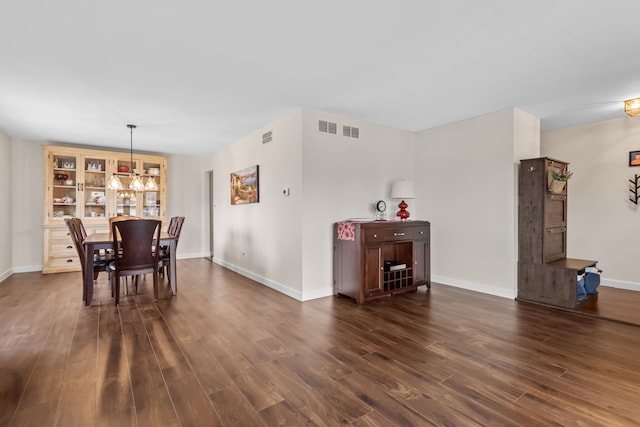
[153,271,159,301]
[114,275,120,306]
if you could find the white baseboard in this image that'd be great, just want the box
[212,257,303,301]
[431,274,516,299]
[301,287,335,301]
[0,269,11,283]
[177,252,209,260]
[432,275,640,298]
[601,278,640,292]
[0,265,43,283]
[12,265,43,273]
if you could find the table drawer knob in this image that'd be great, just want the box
[394,232,405,237]
[66,259,73,263]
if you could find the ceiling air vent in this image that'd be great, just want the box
[351,127,359,138]
[343,125,351,137]
[262,131,272,144]
[319,120,337,134]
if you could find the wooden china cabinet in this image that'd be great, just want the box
[333,220,431,304]
[42,145,167,274]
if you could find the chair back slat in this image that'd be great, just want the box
[167,216,179,235]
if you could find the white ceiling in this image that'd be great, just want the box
[1,1,639,156]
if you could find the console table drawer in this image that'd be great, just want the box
[364,225,428,243]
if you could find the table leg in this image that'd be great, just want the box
[84,243,95,306]
[169,240,177,295]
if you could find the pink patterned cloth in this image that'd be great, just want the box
[337,221,356,241]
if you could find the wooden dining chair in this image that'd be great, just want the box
[109,215,140,240]
[65,218,112,301]
[159,216,185,282]
[109,219,162,306]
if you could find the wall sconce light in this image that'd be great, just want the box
[624,98,640,117]
[390,179,415,220]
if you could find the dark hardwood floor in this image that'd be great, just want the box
[578,285,640,326]
[2,259,640,426]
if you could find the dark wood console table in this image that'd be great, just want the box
[333,220,430,304]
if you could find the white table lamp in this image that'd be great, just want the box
[390,179,415,220]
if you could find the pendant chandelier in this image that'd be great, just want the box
[107,124,158,192]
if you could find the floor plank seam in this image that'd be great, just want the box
[117,305,140,427]
[153,300,225,422]
[8,288,65,426]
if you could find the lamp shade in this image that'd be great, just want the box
[390,179,415,199]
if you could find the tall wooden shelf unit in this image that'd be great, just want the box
[517,157,598,309]
[333,220,430,304]
[42,145,167,274]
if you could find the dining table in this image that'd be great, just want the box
[82,231,178,306]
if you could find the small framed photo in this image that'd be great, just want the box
[630,150,640,167]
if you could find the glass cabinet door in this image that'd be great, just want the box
[109,155,165,219]
[114,157,137,216]
[81,155,108,219]
[51,153,78,220]
[141,160,162,218]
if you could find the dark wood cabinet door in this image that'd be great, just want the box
[364,246,383,296]
[412,240,429,284]
[544,195,567,228]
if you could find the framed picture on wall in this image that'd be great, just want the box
[630,151,640,166]
[230,165,259,205]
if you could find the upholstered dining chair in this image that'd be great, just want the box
[109,219,162,306]
[159,216,185,282]
[65,218,112,301]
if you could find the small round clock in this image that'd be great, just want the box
[375,200,387,220]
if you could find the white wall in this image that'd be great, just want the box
[415,109,539,298]
[0,131,11,281]
[11,139,43,272]
[300,109,415,300]
[210,110,305,299]
[165,154,206,259]
[541,116,640,291]
[206,108,415,301]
